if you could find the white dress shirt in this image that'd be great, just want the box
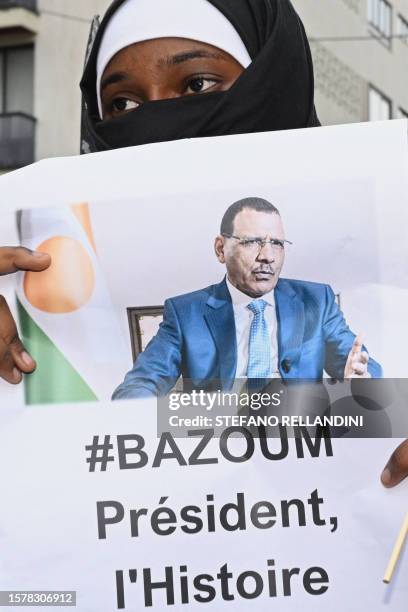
[226,278,280,378]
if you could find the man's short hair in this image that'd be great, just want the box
[220,197,280,236]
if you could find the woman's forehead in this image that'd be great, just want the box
[103,38,240,75]
[96,0,251,82]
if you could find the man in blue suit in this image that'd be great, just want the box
[113,197,381,399]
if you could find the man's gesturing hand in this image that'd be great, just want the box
[344,333,371,379]
[0,246,51,384]
[381,440,408,488]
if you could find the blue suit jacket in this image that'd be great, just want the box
[112,278,382,399]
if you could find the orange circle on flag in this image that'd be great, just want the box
[24,236,95,313]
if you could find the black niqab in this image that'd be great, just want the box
[80,0,320,152]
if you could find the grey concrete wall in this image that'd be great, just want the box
[34,0,110,160]
[2,0,406,160]
[292,0,408,125]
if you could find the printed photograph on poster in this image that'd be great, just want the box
[10,162,408,406]
[0,121,407,410]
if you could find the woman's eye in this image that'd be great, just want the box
[111,98,139,114]
[186,77,218,94]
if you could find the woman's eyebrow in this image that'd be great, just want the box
[164,50,223,66]
[101,72,128,93]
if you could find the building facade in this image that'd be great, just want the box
[0,0,108,170]
[0,0,407,171]
[293,0,408,124]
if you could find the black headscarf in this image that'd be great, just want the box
[80,0,320,153]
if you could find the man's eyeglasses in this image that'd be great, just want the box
[222,234,293,252]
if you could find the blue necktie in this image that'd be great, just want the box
[247,300,271,379]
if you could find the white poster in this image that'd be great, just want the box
[0,121,407,610]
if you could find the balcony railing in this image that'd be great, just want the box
[0,112,36,168]
[0,0,37,12]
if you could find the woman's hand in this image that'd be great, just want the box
[0,247,51,383]
[381,439,408,488]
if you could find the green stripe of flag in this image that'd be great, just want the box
[17,299,97,405]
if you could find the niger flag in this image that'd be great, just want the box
[16,204,128,405]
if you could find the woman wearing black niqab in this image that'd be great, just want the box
[80,0,320,152]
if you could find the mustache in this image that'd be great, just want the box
[252,266,276,274]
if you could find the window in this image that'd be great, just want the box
[397,14,408,43]
[0,45,34,116]
[0,45,35,168]
[0,1,37,11]
[367,0,392,44]
[368,86,392,121]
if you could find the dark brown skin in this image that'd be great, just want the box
[381,440,408,488]
[100,37,244,119]
[0,247,51,383]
